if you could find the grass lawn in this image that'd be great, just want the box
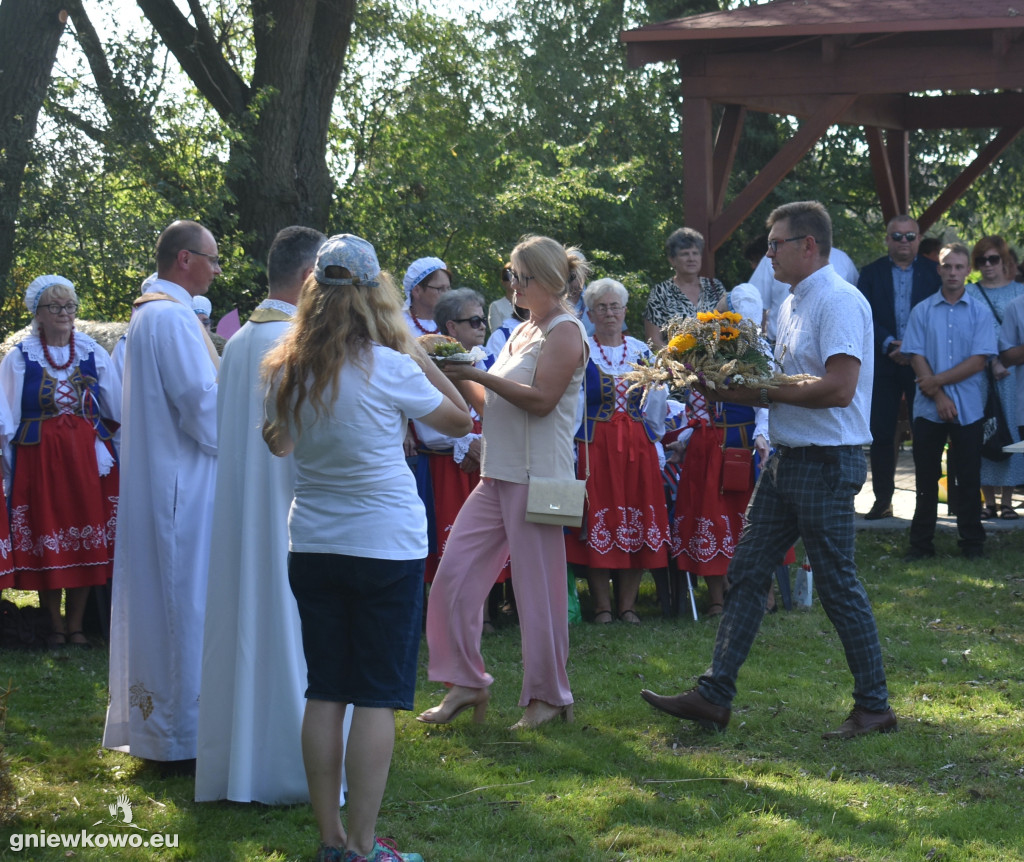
[1,528,1023,861]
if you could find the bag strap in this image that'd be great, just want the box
[524,315,589,482]
[975,284,1003,325]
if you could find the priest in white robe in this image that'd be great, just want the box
[104,220,220,764]
[195,226,350,804]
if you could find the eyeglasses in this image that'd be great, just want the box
[975,254,1002,267]
[888,232,917,243]
[421,282,449,293]
[592,303,624,315]
[766,235,808,254]
[43,302,78,315]
[452,315,486,329]
[187,249,221,266]
[509,270,535,286]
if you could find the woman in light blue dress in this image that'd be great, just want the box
[966,235,1024,519]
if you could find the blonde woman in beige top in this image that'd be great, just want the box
[419,235,589,730]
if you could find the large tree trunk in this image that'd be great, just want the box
[0,0,69,311]
[136,0,355,269]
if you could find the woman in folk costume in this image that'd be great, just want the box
[412,289,510,625]
[669,284,772,617]
[566,278,670,624]
[0,275,120,646]
[0,388,14,588]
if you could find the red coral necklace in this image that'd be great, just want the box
[40,329,75,371]
[594,338,627,368]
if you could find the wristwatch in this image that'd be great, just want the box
[759,388,772,406]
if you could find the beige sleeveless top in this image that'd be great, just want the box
[480,313,588,484]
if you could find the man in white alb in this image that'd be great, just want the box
[103,219,220,768]
[195,226,353,803]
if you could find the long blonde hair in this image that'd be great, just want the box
[261,269,416,445]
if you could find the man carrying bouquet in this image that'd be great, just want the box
[641,200,897,740]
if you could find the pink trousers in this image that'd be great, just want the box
[425,478,573,708]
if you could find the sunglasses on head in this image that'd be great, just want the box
[975,254,1002,267]
[888,232,917,242]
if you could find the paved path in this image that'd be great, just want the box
[855,445,1024,533]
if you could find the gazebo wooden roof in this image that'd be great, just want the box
[621,0,1024,266]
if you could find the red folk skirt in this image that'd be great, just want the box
[671,423,750,577]
[0,495,12,584]
[423,453,510,584]
[8,414,118,590]
[566,412,670,570]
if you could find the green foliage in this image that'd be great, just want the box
[8,0,1024,342]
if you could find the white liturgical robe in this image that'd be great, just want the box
[103,278,218,761]
[194,300,350,804]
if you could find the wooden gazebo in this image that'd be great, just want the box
[621,0,1024,266]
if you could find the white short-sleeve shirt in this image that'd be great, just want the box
[770,264,874,447]
[274,344,443,559]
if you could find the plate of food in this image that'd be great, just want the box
[418,334,486,365]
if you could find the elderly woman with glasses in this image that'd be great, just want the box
[644,227,725,350]
[966,235,1024,520]
[413,289,506,588]
[567,278,670,624]
[0,275,121,647]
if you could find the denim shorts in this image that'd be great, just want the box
[288,552,424,709]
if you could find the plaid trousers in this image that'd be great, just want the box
[698,445,890,712]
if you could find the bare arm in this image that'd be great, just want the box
[1000,344,1024,368]
[718,353,862,409]
[442,320,584,417]
[409,348,473,437]
[912,353,987,398]
[645,318,666,350]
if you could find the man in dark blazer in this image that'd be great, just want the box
[857,215,941,519]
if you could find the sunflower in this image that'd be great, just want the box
[718,325,740,342]
[668,333,697,354]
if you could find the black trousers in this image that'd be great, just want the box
[910,417,985,554]
[868,364,916,506]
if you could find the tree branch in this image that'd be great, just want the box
[135,0,249,120]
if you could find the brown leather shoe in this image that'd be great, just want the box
[822,706,898,739]
[640,688,730,731]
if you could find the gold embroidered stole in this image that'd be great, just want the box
[134,291,221,372]
[247,307,293,323]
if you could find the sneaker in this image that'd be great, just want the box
[343,837,424,862]
[317,845,345,862]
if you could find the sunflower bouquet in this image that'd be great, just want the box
[625,310,809,393]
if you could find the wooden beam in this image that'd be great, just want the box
[918,125,1024,231]
[681,45,1024,98]
[707,94,858,251]
[733,92,1024,131]
[712,105,746,217]
[682,96,715,274]
[904,92,1024,129]
[887,130,909,213]
[865,126,899,224]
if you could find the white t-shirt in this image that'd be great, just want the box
[271,344,443,559]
